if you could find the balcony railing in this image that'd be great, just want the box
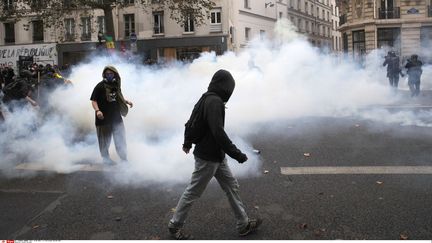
[4,37,15,44]
[81,33,91,41]
[378,7,400,19]
[339,14,347,26]
[65,33,75,42]
[209,23,222,32]
[428,5,432,17]
[153,26,164,34]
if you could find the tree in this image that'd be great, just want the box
[0,0,215,41]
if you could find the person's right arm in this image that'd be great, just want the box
[91,100,104,120]
[205,97,247,163]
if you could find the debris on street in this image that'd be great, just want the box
[298,223,308,229]
[314,228,326,237]
[400,233,409,240]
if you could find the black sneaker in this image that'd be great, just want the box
[169,226,193,240]
[238,218,263,236]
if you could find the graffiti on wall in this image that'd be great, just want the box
[0,43,57,68]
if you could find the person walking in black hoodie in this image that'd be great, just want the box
[168,69,262,240]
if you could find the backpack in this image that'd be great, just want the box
[3,79,29,100]
[183,92,216,147]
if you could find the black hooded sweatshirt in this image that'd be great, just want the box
[193,69,246,163]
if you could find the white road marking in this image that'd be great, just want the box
[380,105,432,109]
[280,166,432,175]
[14,163,110,172]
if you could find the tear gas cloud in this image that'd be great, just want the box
[1,19,431,184]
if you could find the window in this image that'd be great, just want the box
[64,18,75,41]
[260,30,265,40]
[279,12,283,18]
[4,22,15,43]
[81,17,91,41]
[3,0,13,10]
[305,21,309,33]
[153,11,164,34]
[32,20,43,42]
[352,30,366,61]
[322,10,325,20]
[421,27,432,62]
[210,9,221,24]
[379,0,400,19]
[244,0,250,8]
[317,7,319,18]
[297,0,301,10]
[31,0,44,8]
[124,0,134,4]
[377,28,401,52]
[327,11,329,21]
[289,0,293,8]
[342,32,348,52]
[184,13,194,32]
[124,14,135,38]
[297,19,302,31]
[291,17,295,25]
[97,16,105,34]
[210,8,222,32]
[380,0,394,9]
[245,27,250,41]
[305,2,308,14]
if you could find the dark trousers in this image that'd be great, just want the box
[96,122,127,161]
[388,74,399,88]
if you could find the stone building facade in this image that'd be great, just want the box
[287,0,341,51]
[0,0,282,67]
[337,0,432,62]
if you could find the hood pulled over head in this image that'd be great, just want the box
[102,65,121,86]
[207,69,235,102]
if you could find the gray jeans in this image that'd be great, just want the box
[170,156,249,231]
[96,122,127,161]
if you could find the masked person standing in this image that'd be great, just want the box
[90,66,133,165]
[168,69,262,240]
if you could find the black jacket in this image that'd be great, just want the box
[193,70,247,163]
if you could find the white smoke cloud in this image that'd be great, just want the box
[1,19,431,184]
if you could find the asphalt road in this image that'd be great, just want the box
[1,102,432,239]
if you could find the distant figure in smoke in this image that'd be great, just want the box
[168,70,262,239]
[405,54,423,97]
[382,51,403,89]
[90,66,133,165]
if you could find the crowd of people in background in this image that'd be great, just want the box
[0,63,72,121]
